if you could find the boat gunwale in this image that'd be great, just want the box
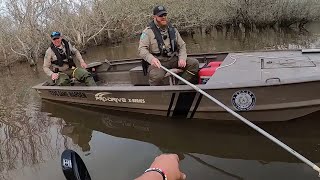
[32,76,320,92]
[32,49,320,91]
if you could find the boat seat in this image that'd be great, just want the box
[129,66,182,86]
[164,63,206,85]
[129,66,149,85]
[164,68,183,85]
[129,63,207,86]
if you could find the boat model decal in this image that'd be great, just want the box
[49,90,87,98]
[231,90,256,111]
[95,92,145,104]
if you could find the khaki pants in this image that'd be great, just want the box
[55,67,96,86]
[148,56,199,86]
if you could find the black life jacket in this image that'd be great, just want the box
[141,21,178,76]
[149,21,178,56]
[50,39,76,68]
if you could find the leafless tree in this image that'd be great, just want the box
[0,66,76,180]
[0,0,318,67]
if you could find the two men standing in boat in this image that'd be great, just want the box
[43,31,96,86]
[139,5,199,85]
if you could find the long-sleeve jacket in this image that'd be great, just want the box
[43,41,85,77]
[138,20,187,64]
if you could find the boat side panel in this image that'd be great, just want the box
[37,89,184,116]
[193,81,320,121]
[34,79,320,122]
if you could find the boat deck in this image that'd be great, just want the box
[208,50,320,88]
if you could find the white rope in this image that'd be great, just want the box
[216,53,316,70]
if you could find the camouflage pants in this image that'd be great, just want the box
[55,67,96,86]
[148,56,199,85]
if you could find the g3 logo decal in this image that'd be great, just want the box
[231,90,256,111]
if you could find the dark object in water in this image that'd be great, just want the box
[61,149,91,180]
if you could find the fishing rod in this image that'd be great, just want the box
[160,65,320,176]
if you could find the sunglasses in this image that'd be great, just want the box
[158,13,167,17]
[51,31,61,37]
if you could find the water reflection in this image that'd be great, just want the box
[42,100,320,163]
[41,100,320,179]
[0,64,76,180]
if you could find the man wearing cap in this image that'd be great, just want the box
[138,5,199,86]
[43,31,96,86]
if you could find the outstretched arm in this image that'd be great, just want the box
[135,154,186,180]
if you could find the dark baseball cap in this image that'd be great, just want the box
[50,31,61,39]
[153,5,167,16]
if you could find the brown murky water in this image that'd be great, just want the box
[1,23,320,180]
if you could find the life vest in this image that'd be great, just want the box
[50,39,76,68]
[149,21,178,57]
[141,22,178,76]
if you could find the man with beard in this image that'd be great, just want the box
[43,31,96,86]
[138,5,199,86]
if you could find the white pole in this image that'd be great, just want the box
[161,65,320,175]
